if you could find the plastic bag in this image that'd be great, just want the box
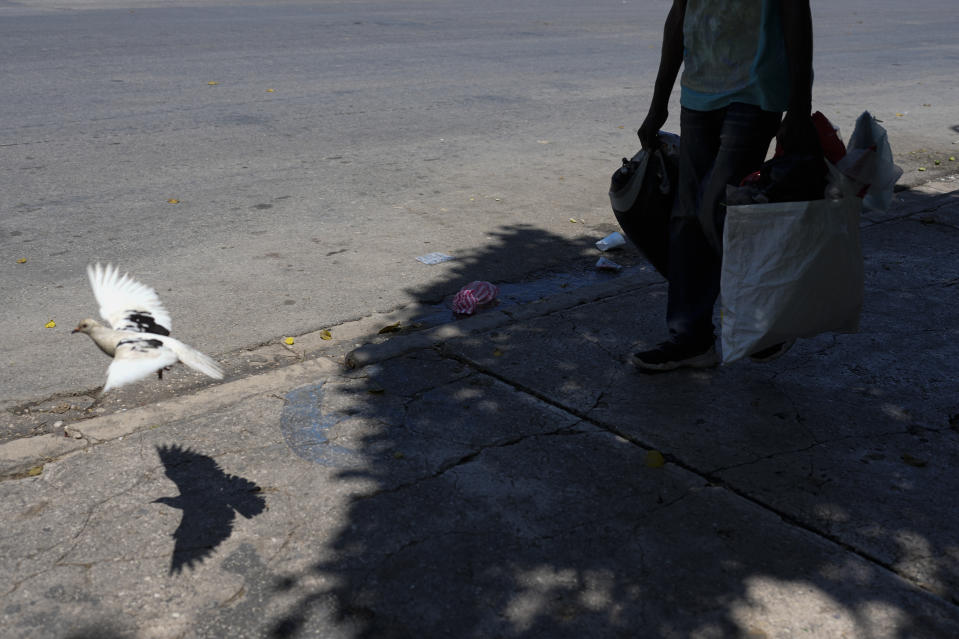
[836,111,902,213]
[720,163,863,363]
[609,132,680,277]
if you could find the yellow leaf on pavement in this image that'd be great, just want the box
[320,330,332,340]
[645,450,666,468]
[44,320,56,328]
[17,258,27,264]
[284,337,294,345]
[378,322,402,334]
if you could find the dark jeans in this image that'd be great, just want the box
[666,102,781,345]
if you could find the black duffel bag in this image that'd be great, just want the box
[608,132,679,278]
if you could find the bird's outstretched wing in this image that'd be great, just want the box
[168,499,233,574]
[87,263,172,335]
[224,474,267,519]
[104,337,178,392]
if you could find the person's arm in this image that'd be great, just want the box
[778,0,819,153]
[638,0,686,150]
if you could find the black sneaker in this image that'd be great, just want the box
[633,339,719,372]
[748,339,796,363]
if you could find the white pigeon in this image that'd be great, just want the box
[73,263,224,392]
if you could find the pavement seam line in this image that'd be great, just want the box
[862,191,959,228]
[438,346,959,609]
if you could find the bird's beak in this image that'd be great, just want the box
[71,326,81,334]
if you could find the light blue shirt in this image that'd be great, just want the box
[680,0,791,112]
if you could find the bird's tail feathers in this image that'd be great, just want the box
[165,338,224,380]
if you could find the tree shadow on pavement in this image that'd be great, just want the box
[401,221,652,314]
[264,196,959,638]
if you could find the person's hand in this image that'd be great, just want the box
[778,110,821,156]
[638,104,668,150]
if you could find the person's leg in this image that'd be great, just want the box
[665,106,725,348]
[634,106,723,371]
[636,103,780,371]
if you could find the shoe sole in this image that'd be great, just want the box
[748,339,797,363]
[633,349,720,372]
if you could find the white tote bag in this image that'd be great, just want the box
[720,175,863,364]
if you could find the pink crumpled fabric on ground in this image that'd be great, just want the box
[452,281,499,315]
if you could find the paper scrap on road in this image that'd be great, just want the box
[417,252,454,265]
[596,256,623,271]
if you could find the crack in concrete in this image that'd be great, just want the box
[709,422,952,477]
[438,347,959,606]
[863,194,959,228]
[351,426,587,505]
[589,391,608,415]
[4,445,283,602]
[351,530,483,597]
[265,525,302,569]
[871,277,959,293]
[629,492,695,535]
[5,470,152,588]
[2,568,46,599]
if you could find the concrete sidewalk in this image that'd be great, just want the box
[2,179,959,639]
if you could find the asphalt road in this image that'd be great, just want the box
[2,0,957,405]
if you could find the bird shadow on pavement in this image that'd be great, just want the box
[260,206,959,638]
[153,443,267,575]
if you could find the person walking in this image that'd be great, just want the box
[633,0,820,371]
